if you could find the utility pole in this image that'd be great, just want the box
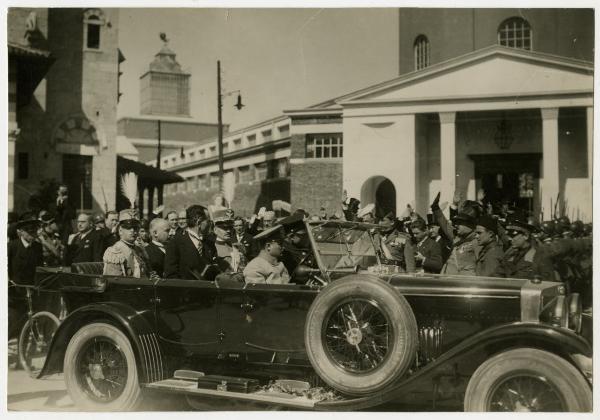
[217,60,224,192]
[216,60,244,193]
[156,119,163,207]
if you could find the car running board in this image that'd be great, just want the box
[145,378,317,409]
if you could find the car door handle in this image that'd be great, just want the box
[240,302,254,312]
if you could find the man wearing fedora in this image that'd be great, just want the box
[8,213,44,284]
[474,215,504,277]
[38,213,64,267]
[497,217,555,280]
[164,205,220,281]
[103,209,150,278]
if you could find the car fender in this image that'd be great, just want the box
[40,302,166,384]
[315,322,591,411]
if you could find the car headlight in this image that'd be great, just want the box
[550,295,568,328]
[566,293,582,334]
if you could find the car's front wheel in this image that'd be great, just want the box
[464,348,592,412]
[64,323,142,411]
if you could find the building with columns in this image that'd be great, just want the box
[156,9,594,221]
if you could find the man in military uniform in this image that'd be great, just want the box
[103,209,150,278]
[277,213,311,274]
[474,215,504,277]
[497,218,554,280]
[432,194,478,276]
[243,225,291,285]
[212,209,245,273]
[38,213,64,267]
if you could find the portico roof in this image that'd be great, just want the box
[296,46,593,115]
[339,46,593,111]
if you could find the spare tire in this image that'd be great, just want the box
[304,275,417,396]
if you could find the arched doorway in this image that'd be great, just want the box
[360,176,396,218]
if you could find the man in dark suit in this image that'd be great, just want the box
[63,213,104,266]
[8,213,44,284]
[145,217,170,276]
[411,218,443,274]
[164,205,220,280]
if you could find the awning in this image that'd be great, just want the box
[8,42,52,59]
[117,155,183,186]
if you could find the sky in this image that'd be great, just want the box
[116,8,399,130]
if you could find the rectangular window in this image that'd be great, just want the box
[210,173,220,188]
[198,174,207,189]
[262,129,272,142]
[87,24,100,49]
[163,159,168,166]
[247,134,256,147]
[18,152,28,179]
[209,146,216,157]
[306,134,343,159]
[278,125,290,138]
[233,138,242,150]
[238,165,253,183]
[189,152,195,160]
[199,149,206,160]
[223,143,229,154]
[255,162,267,181]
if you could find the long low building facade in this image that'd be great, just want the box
[157,46,592,222]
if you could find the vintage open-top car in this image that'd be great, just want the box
[36,220,592,411]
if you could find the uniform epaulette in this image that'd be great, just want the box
[103,241,130,264]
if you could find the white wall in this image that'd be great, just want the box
[343,114,416,213]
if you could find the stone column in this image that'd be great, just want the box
[138,185,145,218]
[540,108,560,219]
[439,112,456,214]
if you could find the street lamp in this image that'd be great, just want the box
[217,60,244,191]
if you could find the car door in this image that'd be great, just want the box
[154,278,220,355]
[238,283,318,364]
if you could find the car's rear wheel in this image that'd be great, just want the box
[64,323,142,411]
[464,348,592,412]
[305,275,417,396]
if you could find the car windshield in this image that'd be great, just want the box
[309,222,379,270]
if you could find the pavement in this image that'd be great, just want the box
[6,339,190,412]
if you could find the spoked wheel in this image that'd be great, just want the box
[305,275,417,396]
[18,311,60,378]
[64,323,142,411]
[465,348,592,412]
[323,298,392,373]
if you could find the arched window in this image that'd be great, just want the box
[498,17,532,50]
[414,35,430,71]
[83,9,105,50]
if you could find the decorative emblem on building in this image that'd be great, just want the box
[494,118,514,150]
[54,116,99,145]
